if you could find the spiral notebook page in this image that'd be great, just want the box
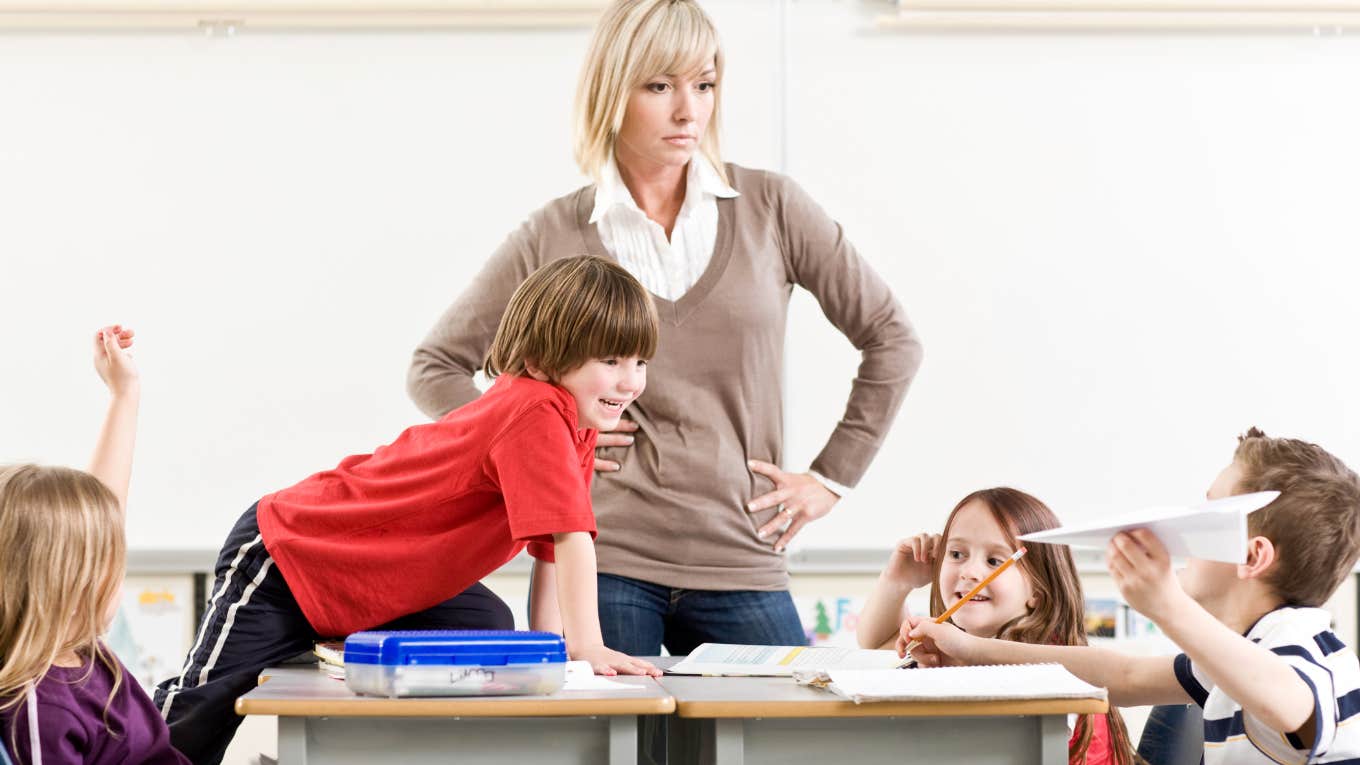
[797,663,1108,704]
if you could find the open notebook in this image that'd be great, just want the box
[794,663,1108,704]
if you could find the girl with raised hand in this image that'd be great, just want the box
[1,327,188,764]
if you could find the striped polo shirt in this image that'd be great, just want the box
[1175,606,1360,764]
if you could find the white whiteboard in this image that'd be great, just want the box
[1,0,1356,551]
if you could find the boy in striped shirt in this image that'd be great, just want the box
[906,428,1360,765]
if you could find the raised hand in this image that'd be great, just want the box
[93,325,138,397]
[88,324,141,511]
[1107,529,1183,623]
[886,533,941,590]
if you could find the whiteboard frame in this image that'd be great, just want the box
[0,0,606,30]
[882,0,1360,30]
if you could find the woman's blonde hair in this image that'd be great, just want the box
[573,0,726,183]
[485,256,658,381]
[0,465,126,729]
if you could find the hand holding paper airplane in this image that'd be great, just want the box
[1017,491,1281,564]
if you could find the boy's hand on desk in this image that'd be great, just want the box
[1107,529,1186,623]
[899,616,977,668]
[573,644,661,677]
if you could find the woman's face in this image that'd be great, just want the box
[615,59,716,174]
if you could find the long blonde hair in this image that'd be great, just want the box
[0,465,126,731]
[573,0,726,183]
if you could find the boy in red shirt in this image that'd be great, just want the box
[154,256,661,765]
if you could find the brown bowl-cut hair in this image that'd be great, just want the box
[485,256,658,381]
[1233,427,1360,606]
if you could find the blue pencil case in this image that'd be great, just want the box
[343,630,568,698]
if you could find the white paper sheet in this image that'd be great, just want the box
[666,643,903,677]
[562,660,646,691]
[1018,491,1280,563]
[794,663,1108,704]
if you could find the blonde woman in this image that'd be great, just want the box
[409,0,923,656]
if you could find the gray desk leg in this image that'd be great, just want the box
[713,719,744,765]
[276,717,308,765]
[610,715,638,765]
[1039,713,1068,765]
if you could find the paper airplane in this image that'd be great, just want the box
[1018,491,1280,564]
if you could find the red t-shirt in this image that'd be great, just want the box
[257,374,597,636]
[1071,712,1115,765]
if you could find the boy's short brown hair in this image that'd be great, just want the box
[485,256,658,381]
[1233,427,1360,606]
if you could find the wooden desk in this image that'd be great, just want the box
[235,667,675,765]
[657,674,1108,765]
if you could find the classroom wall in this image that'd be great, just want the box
[1,0,1358,552]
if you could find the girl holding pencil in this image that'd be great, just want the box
[857,487,1143,765]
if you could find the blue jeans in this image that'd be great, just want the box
[595,572,808,656]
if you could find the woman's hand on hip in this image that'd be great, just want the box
[746,459,840,553]
[593,419,639,472]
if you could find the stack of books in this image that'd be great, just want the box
[313,641,345,680]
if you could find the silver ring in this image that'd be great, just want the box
[779,506,792,516]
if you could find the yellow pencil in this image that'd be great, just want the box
[897,547,1028,667]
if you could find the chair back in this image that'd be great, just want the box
[1136,703,1204,765]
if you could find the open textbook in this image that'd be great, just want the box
[667,643,902,676]
[793,663,1108,704]
[1018,490,1280,564]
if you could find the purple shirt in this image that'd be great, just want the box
[1,655,189,765]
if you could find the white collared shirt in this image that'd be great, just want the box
[589,155,852,500]
[590,155,738,302]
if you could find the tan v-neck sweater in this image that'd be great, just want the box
[408,164,923,590]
